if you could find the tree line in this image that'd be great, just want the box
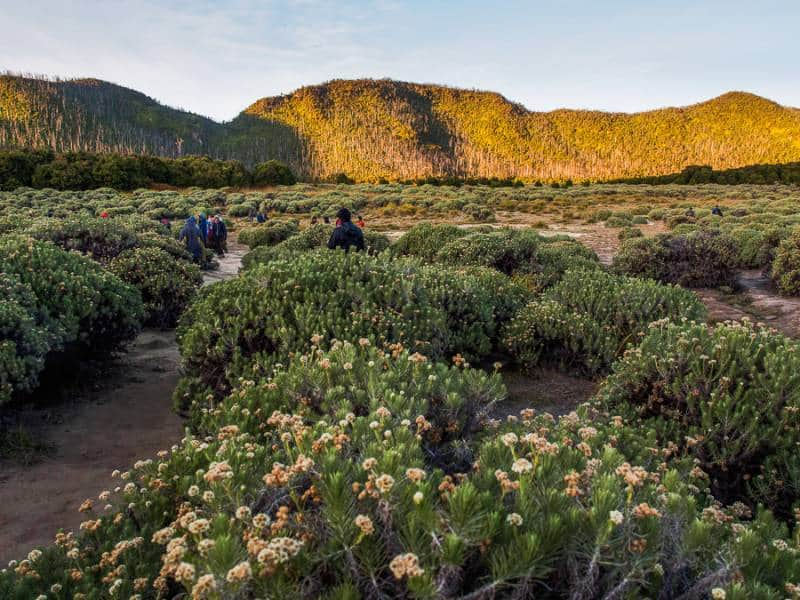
[609,163,800,186]
[0,149,296,191]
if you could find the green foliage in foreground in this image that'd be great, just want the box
[595,319,800,514]
[503,270,706,374]
[3,343,798,599]
[0,236,143,404]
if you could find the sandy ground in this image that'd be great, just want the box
[0,245,245,565]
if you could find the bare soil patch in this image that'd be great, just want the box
[495,368,598,420]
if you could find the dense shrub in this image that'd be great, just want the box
[109,247,203,328]
[613,230,740,288]
[4,344,797,599]
[241,224,390,269]
[0,236,143,353]
[177,252,454,403]
[618,226,643,241]
[594,319,800,513]
[732,226,787,269]
[503,270,706,374]
[237,221,299,249]
[435,229,541,274]
[392,223,468,261]
[0,274,51,404]
[771,228,800,295]
[25,216,139,261]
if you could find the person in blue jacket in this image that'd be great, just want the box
[198,212,208,244]
[179,216,204,263]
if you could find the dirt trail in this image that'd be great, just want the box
[0,244,245,564]
[696,270,800,338]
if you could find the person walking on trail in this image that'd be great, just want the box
[356,214,365,228]
[256,211,267,224]
[179,215,204,263]
[211,215,228,257]
[198,212,208,244]
[327,208,365,252]
[711,205,724,217]
[685,207,696,218]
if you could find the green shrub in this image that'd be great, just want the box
[771,228,800,295]
[109,247,203,328]
[0,236,142,353]
[0,274,51,404]
[613,230,740,288]
[594,319,800,513]
[631,215,648,225]
[435,229,542,274]
[4,344,797,599]
[25,216,138,262]
[732,226,787,269]
[617,226,643,241]
[177,251,459,404]
[238,221,299,249]
[503,270,706,374]
[605,215,632,228]
[393,223,468,261]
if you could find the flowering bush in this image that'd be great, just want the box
[503,270,706,374]
[3,344,797,599]
[594,319,800,514]
[613,230,740,288]
[0,236,143,353]
[177,251,525,410]
[109,247,203,328]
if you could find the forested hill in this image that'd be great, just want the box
[3,74,800,182]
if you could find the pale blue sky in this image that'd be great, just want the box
[2,0,798,121]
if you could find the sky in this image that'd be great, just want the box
[2,0,799,122]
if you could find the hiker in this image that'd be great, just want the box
[323,216,331,224]
[356,214,365,228]
[685,207,696,218]
[198,212,208,244]
[179,215,204,263]
[711,205,723,217]
[327,207,365,252]
[160,217,171,231]
[100,211,109,219]
[310,216,319,225]
[211,215,228,257]
[256,211,267,224]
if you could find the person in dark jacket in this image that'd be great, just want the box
[327,208,365,252]
[711,205,723,217]
[256,211,267,224]
[179,216,204,262]
[211,215,228,257]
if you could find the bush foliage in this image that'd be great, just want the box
[503,270,706,374]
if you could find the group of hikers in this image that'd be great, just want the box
[179,212,228,262]
[177,207,365,263]
[685,205,724,218]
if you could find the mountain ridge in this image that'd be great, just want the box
[2,74,800,182]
